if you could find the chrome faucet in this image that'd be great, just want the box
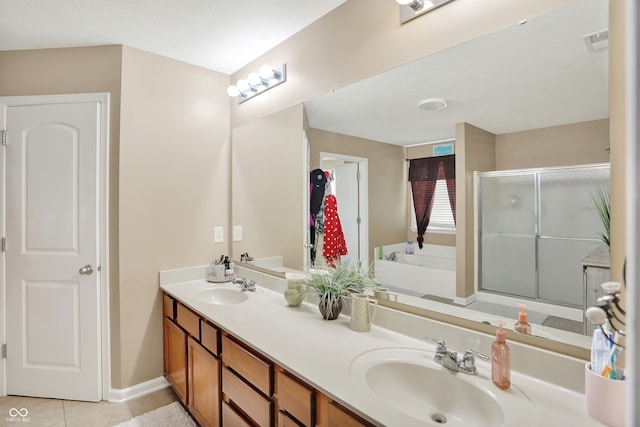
[424,337,489,375]
[233,277,256,292]
[385,251,399,261]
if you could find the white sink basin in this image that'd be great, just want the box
[350,348,538,427]
[191,287,248,305]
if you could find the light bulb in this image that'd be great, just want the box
[259,65,274,80]
[396,0,424,11]
[248,72,261,86]
[236,79,250,93]
[227,85,240,97]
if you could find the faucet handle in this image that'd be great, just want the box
[424,336,447,352]
[460,349,489,375]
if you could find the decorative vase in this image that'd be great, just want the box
[318,297,343,320]
[284,273,306,307]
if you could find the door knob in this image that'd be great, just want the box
[79,264,94,275]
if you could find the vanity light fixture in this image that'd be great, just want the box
[396,0,455,24]
[227,63,287,104]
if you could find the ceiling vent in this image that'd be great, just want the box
[583,29,609,53]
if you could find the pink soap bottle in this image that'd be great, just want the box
[514,303,532,334]
[492,321,511,390]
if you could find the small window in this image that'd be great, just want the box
[411,179,456,233]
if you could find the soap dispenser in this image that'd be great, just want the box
[492,321,511,390]
[514,303,532,334]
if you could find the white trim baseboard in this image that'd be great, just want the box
[453,294,477,306]
[108,376,169,403]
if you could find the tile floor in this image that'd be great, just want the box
[0,386,179,427]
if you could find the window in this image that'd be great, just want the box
[410,179,456,233]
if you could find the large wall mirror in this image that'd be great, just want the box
[232,0,609,353]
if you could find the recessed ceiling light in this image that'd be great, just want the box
[418,98,448,110]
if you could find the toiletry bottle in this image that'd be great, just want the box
[405,241,414,254]
[514,303,531,334]
[492,321,511,390]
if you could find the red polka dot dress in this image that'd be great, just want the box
[322,194,347,267]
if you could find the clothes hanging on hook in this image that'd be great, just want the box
[309,169,328,266]
[323,194,347,267]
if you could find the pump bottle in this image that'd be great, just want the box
[514,303,532,334]
[492,321,511,390]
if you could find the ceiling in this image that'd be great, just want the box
[0,0,346,74]
[305,0,609,146]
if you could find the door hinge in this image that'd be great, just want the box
[356,171,361,180]
[1,237,5,252]
[1,130,6,146]
[2,344,6,358]
[357,217,362,224]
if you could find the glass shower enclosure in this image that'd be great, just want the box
[476,163,610,308]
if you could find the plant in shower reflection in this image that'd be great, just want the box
[591,184,610,247]
[305,260,375,320]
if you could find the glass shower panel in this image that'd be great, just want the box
[538,238,602,306]
[480,173,536,235]
[539,166,610,239]
[479,173,536,297]
[481,234,536,297]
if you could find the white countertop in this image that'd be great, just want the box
[160,266,604,427]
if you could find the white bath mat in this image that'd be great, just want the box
[113,402,196,427]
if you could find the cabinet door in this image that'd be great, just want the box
[188,337,220,427]
[163,317,188,404]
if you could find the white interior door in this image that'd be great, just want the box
[334,162,360,264]
[4,100,102,401]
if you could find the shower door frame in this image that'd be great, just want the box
[475,163,611,309]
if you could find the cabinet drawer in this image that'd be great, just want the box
[278,410,304,427]
[176,302,200,338]
[223,366,272,427]
[200,319,220,355]
[276,369,314,427]
[327,401,370,427]
[163,293,175,319]
[222,401,253,427]
[222,334,273,396]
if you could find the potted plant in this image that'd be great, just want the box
[305,260,376,320]
[591,184,610,248]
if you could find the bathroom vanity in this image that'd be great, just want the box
[160,265,604,427]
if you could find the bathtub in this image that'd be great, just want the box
[374,243,456,300]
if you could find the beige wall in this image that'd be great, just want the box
[307,128,406,263]
[231,104,305,269]
[117,47,230,387]
[496,119,611,170]
[456,123,496,299]
[609,0,627,285]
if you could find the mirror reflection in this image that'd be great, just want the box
[232,0,609,350]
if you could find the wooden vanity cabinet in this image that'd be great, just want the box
[163,292,376,427]
[163,294,222,427]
